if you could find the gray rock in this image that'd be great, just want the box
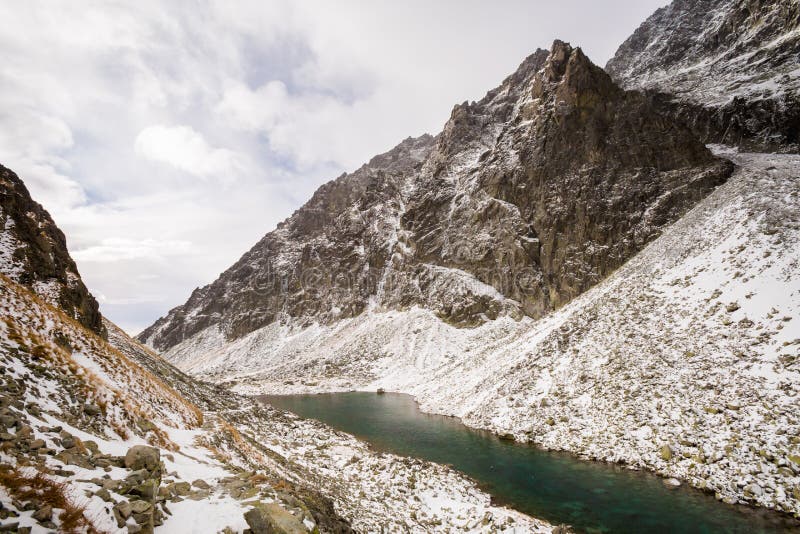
[130,500,152,514]
[83,404,102,416]
[31,505,52,522]
[114,500,133,519]
[191,479,210,490]
[744,483,764,498]
[244,503,308,534]
[124,445,160,472]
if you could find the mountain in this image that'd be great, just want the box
[140,40,732,351]
[0,165,551,532]
[606,0,800,152]
[138,36,800,518]
[0,164,104,336]
[143,147,800,519]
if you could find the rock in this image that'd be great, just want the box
[95,488,112,502]
[244,503,308,534]
[83,404,101,416]
[124,445,161,472]
[725,302,740,313]
[172,481,191,496]
[663,478,681,489]
[28,439,45,450]
[130,500,152,514]
[130,481,159,500]
[114,501,133,519]
[31,505,52,522]
[744,483,763,498]
[660,445,673,461]
[191,479,211,490]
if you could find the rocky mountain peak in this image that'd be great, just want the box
[0,164,105,337]
[140,40,733,352]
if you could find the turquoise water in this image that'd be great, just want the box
[260,392,800,534]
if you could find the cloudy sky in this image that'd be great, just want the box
[0,0,668,334]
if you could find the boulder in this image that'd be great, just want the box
[31,505,52,522]
[743,483,763,498]
[124,445,161,472]
[244,503,308,534]
[83,404,102,416]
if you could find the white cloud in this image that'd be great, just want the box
[0,0,669,333]
[134,124,248,180]
[72,237,192,263]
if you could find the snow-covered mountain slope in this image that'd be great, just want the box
[140,40,732,351]
[0,164,104,336]
[0,166,551,533]
[162,148,800,517]
[606,0,800,152]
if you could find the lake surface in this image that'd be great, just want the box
[260,392,800,534]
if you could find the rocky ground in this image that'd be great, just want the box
[162,149,800,519]
[0,273,552,533]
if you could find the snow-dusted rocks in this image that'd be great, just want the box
[607,0,800,152]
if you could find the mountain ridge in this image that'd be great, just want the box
[140,39,733,351]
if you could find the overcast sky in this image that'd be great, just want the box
[0,0,668,334]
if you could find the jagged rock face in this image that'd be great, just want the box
[0,164,105,337]
[140,41,732,351]
[606,0,800,152]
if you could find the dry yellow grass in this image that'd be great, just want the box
[0,465,99,534]
[0,275,202,449]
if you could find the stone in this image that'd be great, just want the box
[744,483,763,498]
[663,478,681,489]
[124,445,161,472]
[114,501,133,519]
[172,482,191,496]
[660,445,673,461]
[28,439,45,450]
[244,503,308,534]
[31,505,52,522]
[83,404,101,416]
[130,481,159,500]
[191,479,211,490]
[95,488,112,502]
[130,500,152,514]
